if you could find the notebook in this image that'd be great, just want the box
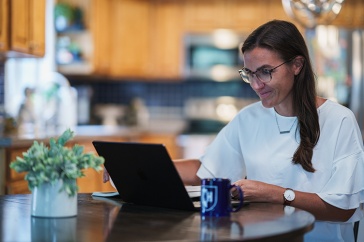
[92,141,201,211]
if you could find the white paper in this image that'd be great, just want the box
[185,185,201,198]
[91,191,119,197]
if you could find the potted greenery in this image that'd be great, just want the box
[9,128,104,218]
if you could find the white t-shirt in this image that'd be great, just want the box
[197,100,364,242]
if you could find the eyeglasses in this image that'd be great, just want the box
[238,57,296,84]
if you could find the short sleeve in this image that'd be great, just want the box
[196,117,246,183]
[317,151,364,222]
[317,112,364,222]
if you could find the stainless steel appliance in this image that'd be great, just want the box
[184,29,246,81]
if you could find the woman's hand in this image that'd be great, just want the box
[232,179,284,204]
[103,167,110,183]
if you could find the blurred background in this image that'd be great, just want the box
[1,0,363,160]
[1,0,364,195]
[0,0,364,145]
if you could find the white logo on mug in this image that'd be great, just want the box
[201,185,218,212]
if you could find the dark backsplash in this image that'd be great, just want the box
[0,62,4,106]
[68,77,258,108]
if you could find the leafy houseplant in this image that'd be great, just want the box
[9,128,104,197]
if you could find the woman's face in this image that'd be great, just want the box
[243,47,299,116]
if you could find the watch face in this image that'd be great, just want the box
[284,189,295,201]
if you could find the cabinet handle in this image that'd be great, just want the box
[16,37,27,44]
[29,42,39,50]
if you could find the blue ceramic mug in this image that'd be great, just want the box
[201,178,244,217]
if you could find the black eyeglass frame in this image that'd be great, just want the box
[238,56,296,84]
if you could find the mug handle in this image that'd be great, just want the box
[230,184,244,212]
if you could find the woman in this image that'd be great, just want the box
[173,20,364,241]
[103,20,363,241]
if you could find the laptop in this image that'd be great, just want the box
[92,141,201,211]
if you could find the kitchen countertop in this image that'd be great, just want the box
[0,120,187,148]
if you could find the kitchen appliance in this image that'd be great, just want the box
[178,97,258,159]
[184,29,246,81]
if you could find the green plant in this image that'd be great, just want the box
[9,129,104,196]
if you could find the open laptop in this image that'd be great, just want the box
[92,141,201,211]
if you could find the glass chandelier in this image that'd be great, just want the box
[282,0,345,28]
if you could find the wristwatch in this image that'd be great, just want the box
[283,188,295,205]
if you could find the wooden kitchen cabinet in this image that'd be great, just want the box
[5,147,31,194]
[331,0,364,28]
[183,0,227,32]
[92,0,111,75]
[92,0,183,80]
[0,0,46,57]
[149,0,184,80]
[138,133,182,160]
[92,0,302,80]
[29,0,46,56]
[72,137,122,193]
[183,0,300,33]
[102,0,151,79]
[0,0,9,52]
[10,0,46,57]
[70,0,364,79]
[183,0,266,32]
[227,0,274,32]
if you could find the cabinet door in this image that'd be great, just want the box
[75,138,122,193]
[92,0,112,75]
[150,0,183,80]
[6,147,31,194]
[228,0,268,32]
[184,0,226,31]
[94,0,183,80]
[7,180,30,194]
[29,0,46,56]
[10,0,30,53]
[332,0,364,28]
[10,0,45,56]
[108,0,151,78]
[0,0,9,52]
[138,134,181,160]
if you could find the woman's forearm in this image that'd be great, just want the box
[266,185,355,222]
[173,159,201,186]
[234,179,356,222]
[293,190,356,222]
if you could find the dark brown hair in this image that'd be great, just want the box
[241,20,319,172]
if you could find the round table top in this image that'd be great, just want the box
[0,193,315,241]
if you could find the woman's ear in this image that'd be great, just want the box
[293,56,305,75]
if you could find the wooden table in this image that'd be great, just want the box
[0,193,314,242]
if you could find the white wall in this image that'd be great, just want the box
[5,0,56,118]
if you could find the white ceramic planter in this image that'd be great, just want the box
[31,180,77,218]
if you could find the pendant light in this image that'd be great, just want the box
[282,0,345,28]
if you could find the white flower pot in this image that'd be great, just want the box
[31,180,77,217]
